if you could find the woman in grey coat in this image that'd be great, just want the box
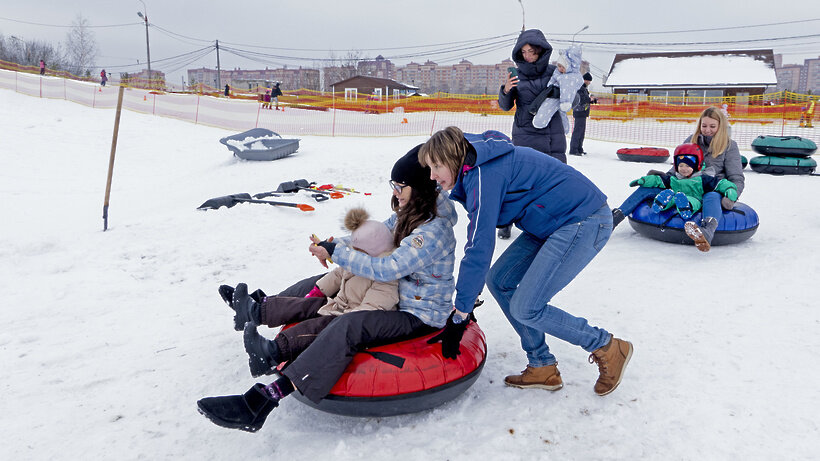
[612,106,745,252]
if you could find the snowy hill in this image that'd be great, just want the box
[1,88,818,460]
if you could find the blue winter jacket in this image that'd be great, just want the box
[331,192,458,328]
[448,131,607,314]
[497,29,566,162]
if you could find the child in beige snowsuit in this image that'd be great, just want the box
[232,207,399,377]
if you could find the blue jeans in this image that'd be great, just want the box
[701,191,723,225]
[486,204,613,367]
[618,187,662,215]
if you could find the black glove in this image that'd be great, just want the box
[316,240,336,257]
[427,311,470,359]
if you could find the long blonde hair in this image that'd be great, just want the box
[692,107,730,158]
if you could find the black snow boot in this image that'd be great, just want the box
[232,283,261,331]
[197,384,278,433]
[244,323,280,377]
[218,285,234,307]
[219,285,267,309]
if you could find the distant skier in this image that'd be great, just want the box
[100,69,108,87]
[39,59,45,75]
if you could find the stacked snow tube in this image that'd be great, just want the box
[288,322,487,417]
[616,147,669,163]
[749,136,817,175]
[627,199,759,246]
[741,155,748,169]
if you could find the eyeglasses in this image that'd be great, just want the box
[389,180,408,193]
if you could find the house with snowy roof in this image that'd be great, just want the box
[603,50,777,103]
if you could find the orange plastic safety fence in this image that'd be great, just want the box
[1,65,816,147]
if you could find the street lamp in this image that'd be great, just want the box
[137,1,151,88]
[10,35,29,63]
[517,0,526,31]
[572,25,589,43]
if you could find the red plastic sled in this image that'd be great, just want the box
[616,147,670,163]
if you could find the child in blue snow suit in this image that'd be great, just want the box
[622,143,738,220]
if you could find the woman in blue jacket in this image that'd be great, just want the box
[197,146,460,432]
[419,127,632,396]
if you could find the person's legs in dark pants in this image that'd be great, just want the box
[197,311,429,432]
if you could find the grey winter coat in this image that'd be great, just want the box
[683,134,745,196]
[497,29,567,163]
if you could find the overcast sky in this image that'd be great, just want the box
[1,0,818,89]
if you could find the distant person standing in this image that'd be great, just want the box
[568,72,593,156]
[263,89,271,109]
[39,59,45,75]
[271,82,283,110]
[224,84,230,97]
[100,69,108,87]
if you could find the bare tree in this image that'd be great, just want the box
[0,35,63,69]
[63,14,98,77]
[323,50,366,90]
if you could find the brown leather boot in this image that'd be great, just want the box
[589,335,633,396]
[684,217,718,252]
[504,364,563,391]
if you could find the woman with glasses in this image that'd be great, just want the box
[198,145,461,432]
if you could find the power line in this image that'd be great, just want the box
[99,45,214,70]
[555,33,820,47]
[0,15,139,28]
[550,18,820,37]
[217,32,520,52]
[150,23,216,45]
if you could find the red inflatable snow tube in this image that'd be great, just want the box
[288,321,487,417]
[616,147,670,163]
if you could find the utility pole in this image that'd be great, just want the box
[216,40,221,91]
[137,1,151,88]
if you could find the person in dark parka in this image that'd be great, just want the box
[498,29,566,163]
[497,29,566,239]
[569,72,593,156]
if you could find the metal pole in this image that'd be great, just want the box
[138,2,151,88]
[216,40,221,91]
[103,85,126,231]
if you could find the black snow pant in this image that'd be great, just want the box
[260,295,335,364]
[281,310,434,403]
[569,116,588,155]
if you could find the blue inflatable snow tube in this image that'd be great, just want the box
[627,200,759,246]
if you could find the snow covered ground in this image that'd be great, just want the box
[1,88,818,460]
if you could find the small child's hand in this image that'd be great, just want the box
[310,234,334,267]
